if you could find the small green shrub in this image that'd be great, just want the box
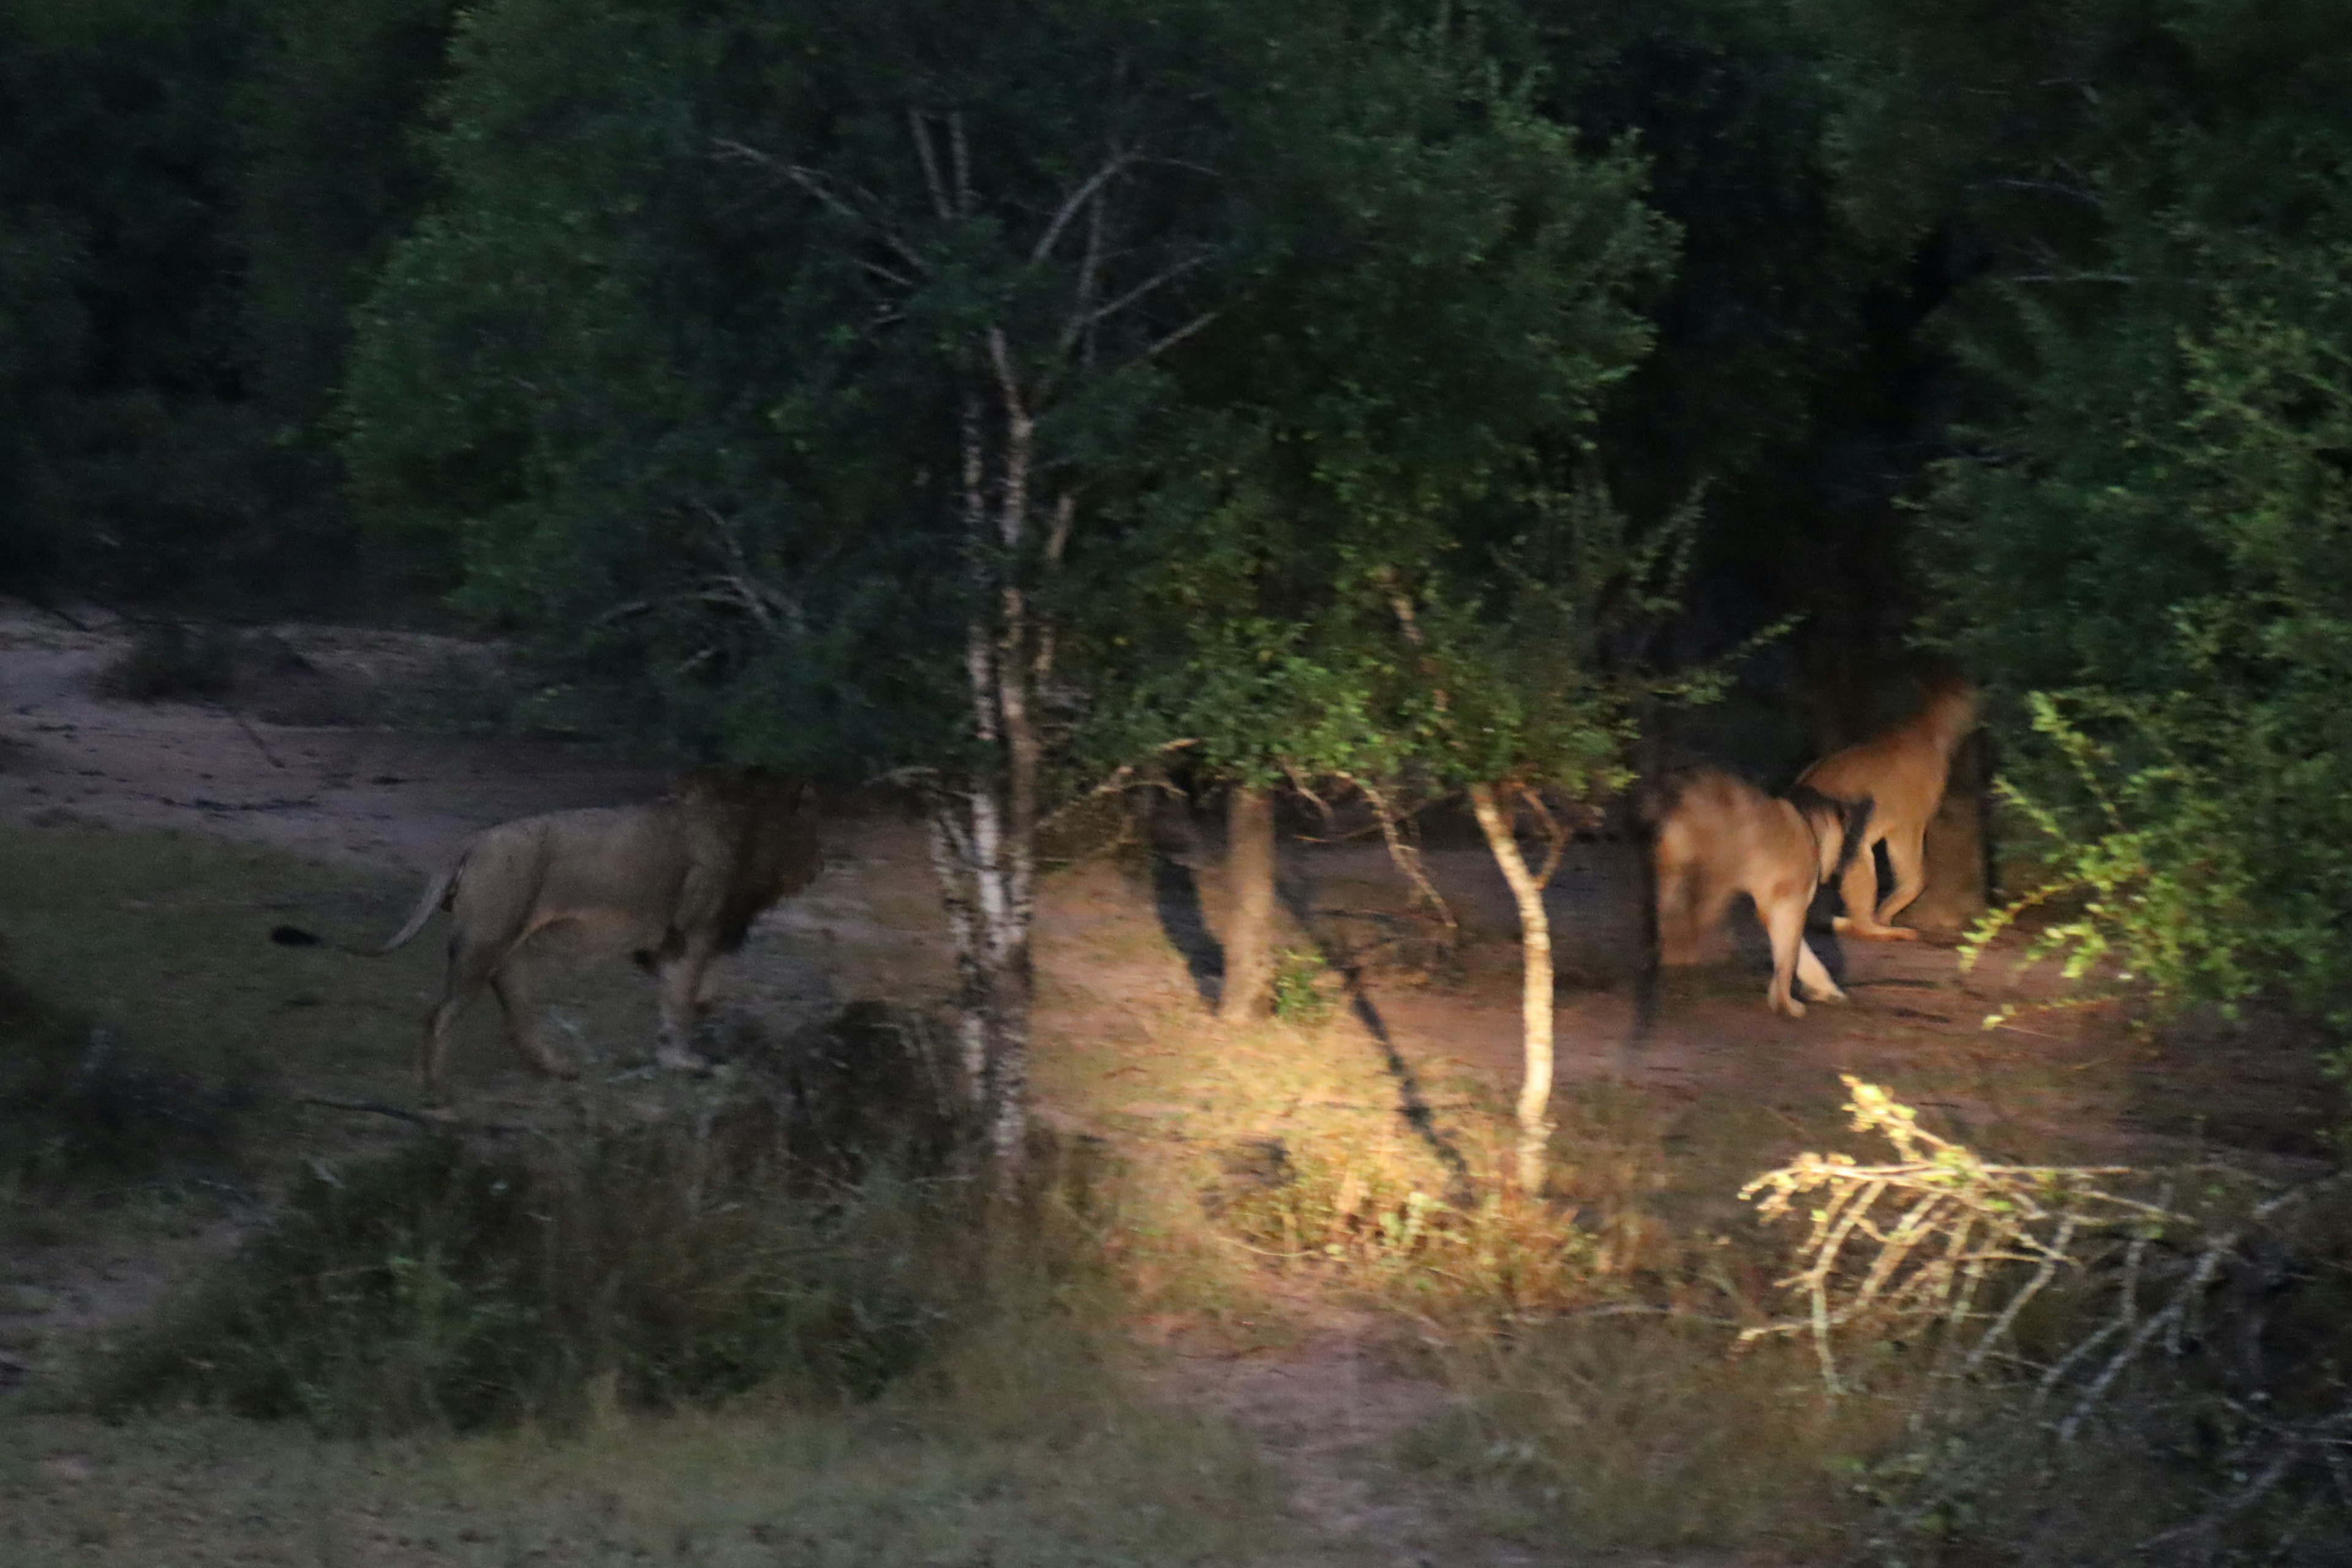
[1268,945,1339,1026]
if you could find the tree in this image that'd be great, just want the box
[1077,20,1670,1044]
[1384,484,1689,1192]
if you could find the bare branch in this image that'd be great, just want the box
[715,137,930,276]
[1518,783,1569,886]
[1340,771,1459,943]
[909,110,953,222]
[1032,149,1131,264]
[1033,492,1077,684]
[950,108,970,217]
[1137,309,1219,362]
[1072,190,1108,362]
[2008,270,2139,286]
[987,326,1033,549]
[859,258,920,290]
[1080,251,1213,330]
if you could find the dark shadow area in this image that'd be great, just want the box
[1627,825,1660,1062]
[1806,885,1855,991]
[1148,852,1225,1006]
[1275,878,1474,1204]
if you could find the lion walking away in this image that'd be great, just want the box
[1644,769,1874,1018]
[1796,677,1981,942]
[273,769,823,1105]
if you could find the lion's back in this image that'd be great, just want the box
[459,804,692,950]
[1656,771,1812,889]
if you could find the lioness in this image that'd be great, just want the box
[1646,769,1873,1018]
[273,769,822,1104]
[1795,677,1981,941]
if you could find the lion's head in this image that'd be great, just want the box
[675,767,826,952]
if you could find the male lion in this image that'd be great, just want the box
[1795,677,1982,941]
[272,769,822,1104]
[1645,769,1873,1018]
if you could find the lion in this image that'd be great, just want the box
[1645,769,1874,1018]
[271,768,823,1104]
[1795,676,1982,941]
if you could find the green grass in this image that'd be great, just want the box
[6,1358,1292,1567]
[1,820,662,1099]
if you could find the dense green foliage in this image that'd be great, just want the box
[0,0,451,606]
[1813,0,2352,1024]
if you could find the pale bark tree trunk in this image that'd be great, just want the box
[1219,783,1276,1022]
[1466,782,1559,1194]
[918,330,1044,1164]
[743,108,1219,1167]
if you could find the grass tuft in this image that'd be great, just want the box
[0,943,263,1200]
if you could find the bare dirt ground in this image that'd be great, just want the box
[1,601,2335,1566]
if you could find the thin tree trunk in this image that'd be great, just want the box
[924,778,1033,1163]
[1467,782,1556,1194]
[1219,783,1276,1022]
[924,806,990,1099]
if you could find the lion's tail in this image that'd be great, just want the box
[369,861,459,954]
[269,858,461,956]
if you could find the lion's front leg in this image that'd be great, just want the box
[654,943,716,1073]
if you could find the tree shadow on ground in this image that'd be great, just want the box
[1144,824,1473,1202]
[1276,878,1474,1204]
[1148,851,1225,1007]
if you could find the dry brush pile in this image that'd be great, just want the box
[1735,1076,2352,1564]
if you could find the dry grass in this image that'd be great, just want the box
[11,802,2350,1568]
[1392,1080,2352,1567]
[6,1332,1292,1566]
[1406,1316,1900,1557]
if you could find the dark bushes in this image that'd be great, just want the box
[0,944,261,1195]
[89,1003,1067,1435]
[93,620,238,703]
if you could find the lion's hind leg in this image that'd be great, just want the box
[1830,823,1918,941]
[1760,886,1811,1017]
[1793,935,1845,1004]
[421,934,501,1106]
[1869,824,1931,938]
[488,962,578,1081]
